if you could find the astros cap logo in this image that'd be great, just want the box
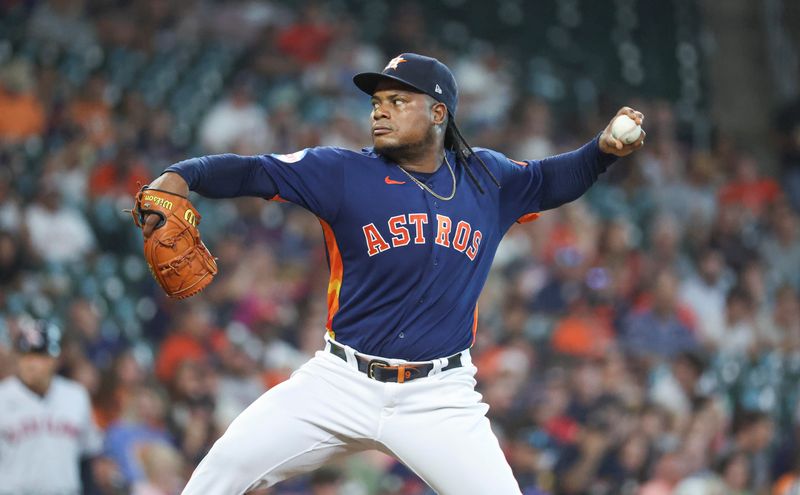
[384,56,407,71]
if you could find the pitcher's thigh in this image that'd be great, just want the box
[182,363,370,494]
[380,384,521,494]
[384,410,520,494]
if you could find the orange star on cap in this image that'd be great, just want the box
[384,56,407,71]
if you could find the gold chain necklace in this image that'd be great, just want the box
[396,155,456,201]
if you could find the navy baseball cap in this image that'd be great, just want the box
[353,53,459,116]
[16,320,61,357]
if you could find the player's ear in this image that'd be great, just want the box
[430,101,447,126]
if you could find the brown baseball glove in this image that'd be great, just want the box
[130,186,217,299]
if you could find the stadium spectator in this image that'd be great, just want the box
[554,416,614,494]
[198,77,272,154]
[639,452,686,495]
[275,2,336,66]
[454,46,515,130]
[709,203,759,273]
[67,74,115,148]
[94,350,146,430]
[620,269,698,360]
[591,217,643,303]
[760,200,800,294]
[769,284,800,352]
[42,136,95,208]
[154,300,218,384]
[717,288,759,356]
[0,230,25,287]
[715,450,753,495]
[644,212,693,279]
[723,411,775,493]
[0,59,45,143]
[511,97,556,161]
[648,351,707,420]
[165,360,215,465]
[212,323,267,430]
[66,297,126,370]
[718,152,781,220]
[89,145,151,199]
[550,294,615,359]
[103,383,173,485]
[24,180,96,264]
[131,442,186,495]
[679,248,731,349]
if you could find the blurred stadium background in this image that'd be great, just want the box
[1,0,800,493]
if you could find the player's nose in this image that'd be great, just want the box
[371,105,390,121]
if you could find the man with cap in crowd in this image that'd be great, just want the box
[0,318,103,494]
[136,52,645,493]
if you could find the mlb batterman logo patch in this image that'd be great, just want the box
[273,149,308,163]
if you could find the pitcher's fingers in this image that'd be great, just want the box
[143,214,159,239]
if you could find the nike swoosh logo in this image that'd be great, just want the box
[385,176,406,185]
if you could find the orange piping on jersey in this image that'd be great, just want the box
[510,159,528,166]
[270,194,288,203]
[319,219,343,339]
[471,305,479,346]
[516,212,541,224]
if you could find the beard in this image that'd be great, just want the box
[374,125,438,163]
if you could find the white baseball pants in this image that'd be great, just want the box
[181,342,521,494]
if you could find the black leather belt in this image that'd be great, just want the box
[327,340,463,383]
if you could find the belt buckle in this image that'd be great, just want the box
[367,359,390,379]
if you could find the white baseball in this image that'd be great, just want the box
[610,114,642,145]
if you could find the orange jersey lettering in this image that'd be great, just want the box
[362,223,390,256]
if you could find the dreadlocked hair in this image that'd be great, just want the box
[444,118,500,195]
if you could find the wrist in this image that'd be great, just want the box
[151,171,190,197]
[595,134,619,168]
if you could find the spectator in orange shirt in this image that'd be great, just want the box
[89,146,151,199]
[276,3,335,66]
[0,59,45,143]
[155,301,218,384]
[67,73,114,148]
[718,153,781,219]
[551,293,615,359]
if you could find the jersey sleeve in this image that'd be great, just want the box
[482,136,617,229]
[259,147,345,223]
[165,146,345,223]
[476,147,545,229]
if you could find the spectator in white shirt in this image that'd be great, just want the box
[24,181,95,265]
[679,248,731,349]
[199,78,273,155]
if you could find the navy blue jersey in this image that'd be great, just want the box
[167,138,615,360]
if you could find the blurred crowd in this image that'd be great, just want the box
[2,0,800,494]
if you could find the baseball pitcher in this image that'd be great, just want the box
[132,53,645,494]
